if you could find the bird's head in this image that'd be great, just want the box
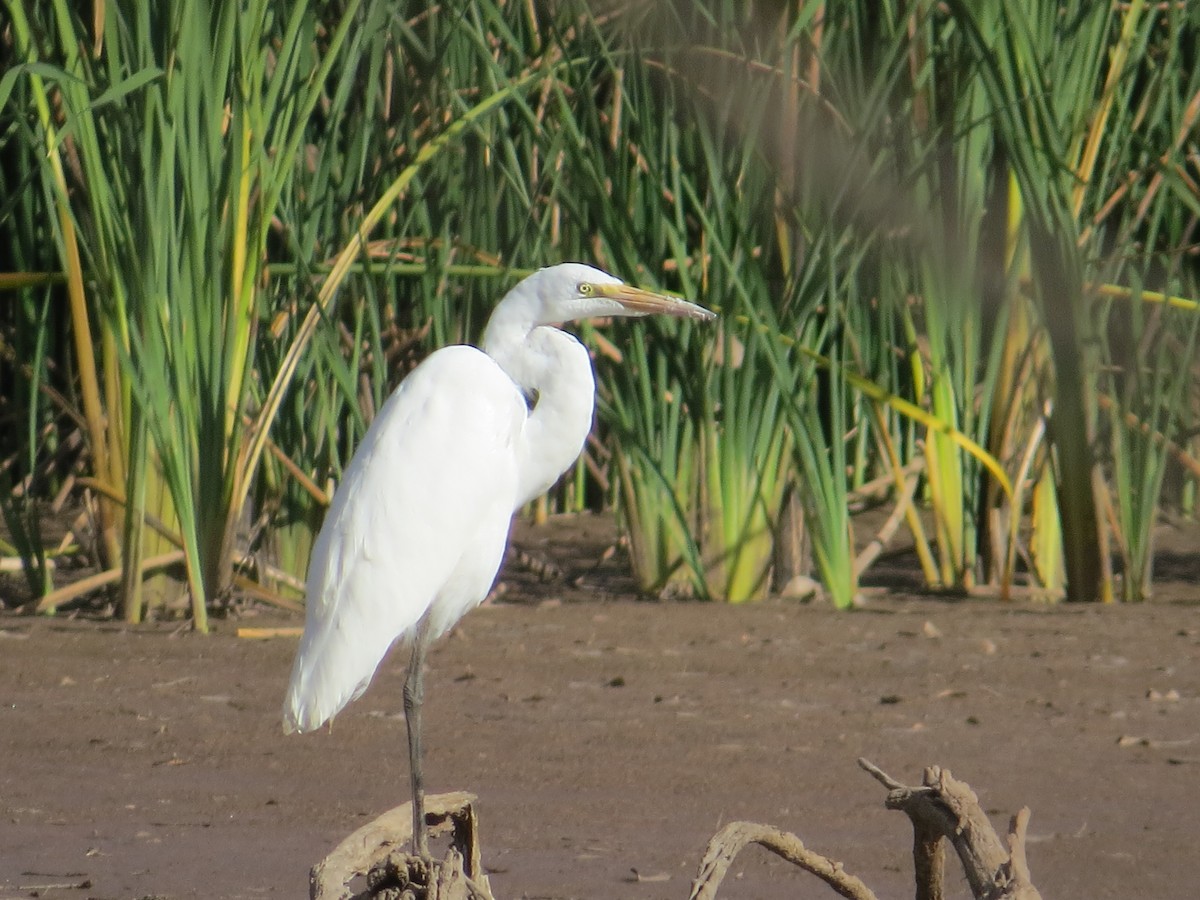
[481,262,715,362]
[514,262,716,327]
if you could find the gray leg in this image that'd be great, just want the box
[403,638,430,857]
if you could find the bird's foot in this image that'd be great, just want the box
[366,850,431,897]
[367,847,493,900]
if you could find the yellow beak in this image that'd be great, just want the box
[596,283,717,322]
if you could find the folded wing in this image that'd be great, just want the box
[283,346,525,733]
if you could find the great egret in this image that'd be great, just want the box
[283,262,714,856]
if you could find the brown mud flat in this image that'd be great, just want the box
[2,514,1199,899]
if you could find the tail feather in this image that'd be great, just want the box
[282,612,402,733]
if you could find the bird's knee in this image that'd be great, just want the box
[403,679,423,711]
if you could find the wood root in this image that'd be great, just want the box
[310,791,494,900]
[688,760,1043,900]
[857,758,1043,900]
[310,762,1043,900]
[688,821,878,900]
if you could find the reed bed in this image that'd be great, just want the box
[2,0,1198,620]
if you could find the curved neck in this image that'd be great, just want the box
[483,323,596,508]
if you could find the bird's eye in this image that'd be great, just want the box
[577,282,593,295]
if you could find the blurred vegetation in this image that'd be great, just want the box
[1,0,1198,624]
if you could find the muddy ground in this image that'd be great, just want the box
[1,512,1198,900]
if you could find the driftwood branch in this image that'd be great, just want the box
[310,791,494,900]
[858,758,1043,900]
[687,761,1043,900]
[309,762,1043,900]
[688,821,879,900]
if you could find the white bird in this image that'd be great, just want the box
[283,262,714,855]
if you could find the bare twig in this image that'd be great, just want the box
[688,820,878,900]
[854,467,921,576]
[34,550,186,613]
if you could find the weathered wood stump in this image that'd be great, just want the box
[310,791,493,900]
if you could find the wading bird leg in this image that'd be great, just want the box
[403,637,430,858]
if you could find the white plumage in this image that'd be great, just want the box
[282,346,524,732]
[282,262,714,853]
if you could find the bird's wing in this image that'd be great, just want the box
[283,345,524,732]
